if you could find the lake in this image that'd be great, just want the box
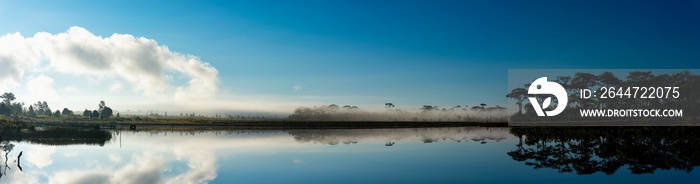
[0,126,698,183]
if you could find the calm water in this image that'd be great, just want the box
[0,126,698,183]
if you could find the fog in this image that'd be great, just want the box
[288,104,508,122]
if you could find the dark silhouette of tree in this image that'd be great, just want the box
[28,105,36,117]
[101,107,113,119]
[7,102,22,117]
[0,104,9,117]
[508,127,700,175]
[97,101,113,119]
[0,141,14,178]
[508,88,527,114]
[62,108,73,117]
[0,93,20,117]
[1,127,112,146]
[0,92,15,105]
[83,109,91,118]
[53,110,61,117]
[34,101,51,116]
[92,110,99,119]
[98,101,106,112]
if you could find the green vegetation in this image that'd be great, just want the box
[0,92,120,125]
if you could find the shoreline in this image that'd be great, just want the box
[32,120,508,129]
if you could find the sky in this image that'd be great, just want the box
[0,0,699,115]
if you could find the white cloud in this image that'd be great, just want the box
[63,86,79,93]
[293,84,304,91]
[26,74,58,102]
[63,150,78,158]
[0,32,41,91]
[50,152,166,184]
[108,153,122,163]
[166,148,217,184]
[49,170,111,184]
[26,146,57,169]
[110,83,123,92]
[0,26,219,101]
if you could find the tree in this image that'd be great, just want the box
[0,93,19,116]
[10,102,23,117]
[83,109,91,118]
[97,101,113,119]
[0,92,15,105]
[508,88,528,114]
[100,107,113,119]
[62,108,73,117]
[34,101,51,116]
[91,110,100,119]
[42,101,50,115]
[98,101,106,112]
[0,103,9,117]
[54,110,61,117]
[28,105,36,117]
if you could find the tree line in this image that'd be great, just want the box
[0,92,115,120]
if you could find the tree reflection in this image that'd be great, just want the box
[1,127,112,146]
[0,141,14,179]
[287,127,510,145]
[508,127,700,175]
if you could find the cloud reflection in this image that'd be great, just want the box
[26,146,56,169]
[4,127,512,183]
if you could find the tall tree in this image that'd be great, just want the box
[100,107,113,119]
[42,101,50,115]
[99,101,106,112]
[98,101,113,119]
[508,88,528,115]
[28,105,36,117]
[0,92,15,105]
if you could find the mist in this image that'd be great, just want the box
[288,104,508,122]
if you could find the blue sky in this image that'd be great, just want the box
[0,0,698,114]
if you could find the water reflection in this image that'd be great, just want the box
[2,127,112,146]
[0,126,697,183]
[0,127,513,183]
[508,127,700,175]
[288,127,510,145]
